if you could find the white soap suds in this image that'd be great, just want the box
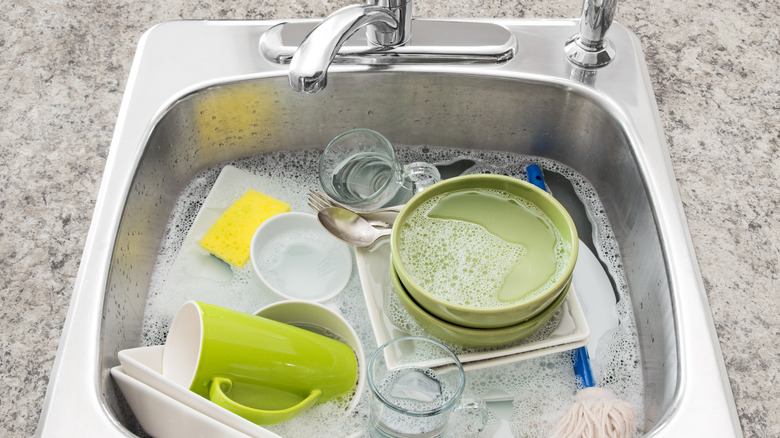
[140,147,644,437]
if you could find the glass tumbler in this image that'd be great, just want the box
[318,129,440,211]
[367,336,465,438]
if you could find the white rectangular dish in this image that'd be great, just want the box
[110,365,253,438]
[153,165,289,318]
[355,242,589,371]
[117,346,279,438]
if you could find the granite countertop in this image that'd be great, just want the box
[0,0,777,436]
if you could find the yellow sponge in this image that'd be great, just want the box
[198,190,290,266]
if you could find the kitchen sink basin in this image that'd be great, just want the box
[36,19,741,437]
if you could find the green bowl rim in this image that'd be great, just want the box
[390,173,579,315]
[390,261,572,338]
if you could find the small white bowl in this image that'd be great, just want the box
[254,300,366,414]
[250,212,352,302]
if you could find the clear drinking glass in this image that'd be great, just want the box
[367,336,466,438]
[318,129,441,211]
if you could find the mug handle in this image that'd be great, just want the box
[209,376,322,425]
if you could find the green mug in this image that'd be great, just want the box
[162,301,358,425]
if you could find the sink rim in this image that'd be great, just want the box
[35,18,741,438]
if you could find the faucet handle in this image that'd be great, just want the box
[365,0,412,46]
[564,0,617,68]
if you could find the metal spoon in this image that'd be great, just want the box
[317,207,392,247]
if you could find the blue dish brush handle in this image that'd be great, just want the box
[526,164,547,192]
[526,164,595,389]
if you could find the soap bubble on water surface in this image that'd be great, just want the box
[141,146,644,435]
[386,368,445,406]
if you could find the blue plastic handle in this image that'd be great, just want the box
[572,346,595,388]
[526,164,547,192]
[525,164,595,389]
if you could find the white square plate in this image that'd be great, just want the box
[355,242,589,371]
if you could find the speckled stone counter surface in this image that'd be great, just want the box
[0,0,777,436]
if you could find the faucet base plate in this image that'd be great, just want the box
[260,19,517,65]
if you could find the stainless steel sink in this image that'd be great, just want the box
[36,19,741,437]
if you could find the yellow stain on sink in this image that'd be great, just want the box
[194,83,278,149]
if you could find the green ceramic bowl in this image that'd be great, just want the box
[390,262,571,348]
[391,174,578,328]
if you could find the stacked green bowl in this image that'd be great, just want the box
[390,174,579,346]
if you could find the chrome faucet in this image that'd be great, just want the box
[261,0,516,92]
[289,0,412,93]
[565,0,617,68]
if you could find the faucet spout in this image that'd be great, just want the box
[289,1,411,93]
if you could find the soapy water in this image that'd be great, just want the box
[398,189,572,307]
[254,228,349,299]
[370,367,454,437]
[330,151,399,204]
[385,368,445,406]
[141,146,644,437]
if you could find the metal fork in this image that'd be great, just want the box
[307,188,348,212]
[307,188,403,215]
[307,188,395,228]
